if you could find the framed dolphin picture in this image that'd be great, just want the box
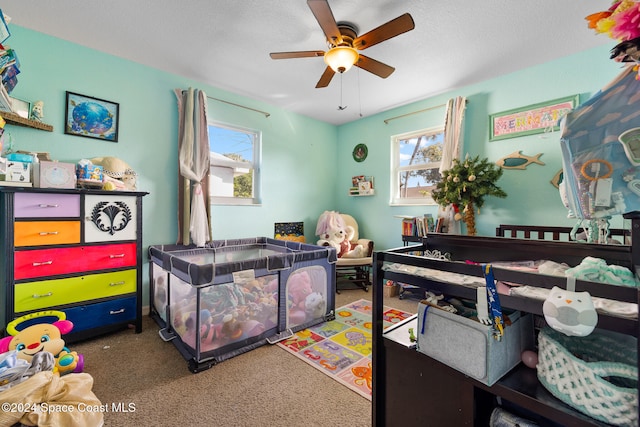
[64,91,119,142]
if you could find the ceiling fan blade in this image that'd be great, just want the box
[307,0,342,44]
[353,13,415,50]
[356,55,395,78]
[270,50,325,60]
[315,66,335,88]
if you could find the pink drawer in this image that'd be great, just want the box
[14,192,80,218]
[14,243,137,280]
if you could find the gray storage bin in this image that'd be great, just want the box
[417,302,534,386]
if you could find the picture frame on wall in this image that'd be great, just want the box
[489,95,579,141]
[64,91,119,142]
[274,222,305,243]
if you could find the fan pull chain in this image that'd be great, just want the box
[337,73,347,110]
[357,67,363,117]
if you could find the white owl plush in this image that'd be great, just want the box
[543,286,597,337]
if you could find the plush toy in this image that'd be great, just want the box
[543,286,598,337]
[30,100,44,121]
[221,311,243,341]
[0,311,84,375]
[304,292,326,319]
[287,271,327,325]
[315,210,365,258]
[287,270,313,325]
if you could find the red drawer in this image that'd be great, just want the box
[14,243,137,280]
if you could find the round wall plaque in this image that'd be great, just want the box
[353,143,368,162]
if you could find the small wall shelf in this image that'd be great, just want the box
[349,189,375,196]
[0,111,53,132]
[350,175,374,196]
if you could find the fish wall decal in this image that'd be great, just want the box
[550,169,563,188]
[496,150,545,170]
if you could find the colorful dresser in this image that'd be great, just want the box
[0,188,147,343]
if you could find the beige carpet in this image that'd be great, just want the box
[71,289,419,427]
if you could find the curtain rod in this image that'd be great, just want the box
[383,99,468,124]
[207,96,270,118]
[383,103,446,124]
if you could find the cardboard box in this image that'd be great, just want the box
[5,160,30,183]
[383,282,399,298]
[416,302,533,385]
[34,161,77,189]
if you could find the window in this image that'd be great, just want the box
[390,126,444,205]
[208,122,261,205]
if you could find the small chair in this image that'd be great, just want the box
[334,214,374,293]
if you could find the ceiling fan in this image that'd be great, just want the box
[270,0,415,88]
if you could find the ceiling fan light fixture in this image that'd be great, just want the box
[324,46,359,73]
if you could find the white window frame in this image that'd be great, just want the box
[390,126,444,206]
[208,121,262,206]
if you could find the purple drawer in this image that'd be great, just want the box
[14,192,80,218]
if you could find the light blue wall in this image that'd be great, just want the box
[337,43,625,250]
[5,25,626,304]
[6,26,336,305]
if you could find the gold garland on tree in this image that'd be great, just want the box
[431,155,507,235]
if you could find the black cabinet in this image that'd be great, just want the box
[373,221,640,426]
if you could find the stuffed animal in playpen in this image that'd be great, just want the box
[315,210,365,258]
[287,270,327,325]
[0,310,84,375]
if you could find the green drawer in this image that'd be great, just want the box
[15,269,137,312]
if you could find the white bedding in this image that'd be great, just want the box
[382,261,638,319]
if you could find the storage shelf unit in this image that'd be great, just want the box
[0,187,147,343]
[0,111,53,132]
[372,218,640,426]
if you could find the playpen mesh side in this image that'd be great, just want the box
[284,264,331,330]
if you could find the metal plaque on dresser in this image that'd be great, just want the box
[0,187,148,343]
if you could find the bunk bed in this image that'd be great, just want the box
[372,215,640,426]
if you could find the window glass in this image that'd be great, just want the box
[208,122,261,205]
[391,127,444,205]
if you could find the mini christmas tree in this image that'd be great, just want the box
[431,155,507,235]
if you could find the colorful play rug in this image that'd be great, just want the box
[277,299,414,400]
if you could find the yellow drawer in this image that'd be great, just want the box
[14,221,81,247]
[15,269,137,312]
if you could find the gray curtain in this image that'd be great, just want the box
[175,88,211,246]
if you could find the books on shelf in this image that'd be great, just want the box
[0,47,18,95]
[350,175,375,196]
[400,213,441,237]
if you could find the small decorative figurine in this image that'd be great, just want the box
[30,100,44,121]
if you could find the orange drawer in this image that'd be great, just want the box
[14,221,81,247]
[14,243,137,280]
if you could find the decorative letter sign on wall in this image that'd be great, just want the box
[489,95,579,141]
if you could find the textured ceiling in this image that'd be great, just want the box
[2,0,612,125]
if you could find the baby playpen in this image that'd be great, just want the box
[149,237,336,372]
